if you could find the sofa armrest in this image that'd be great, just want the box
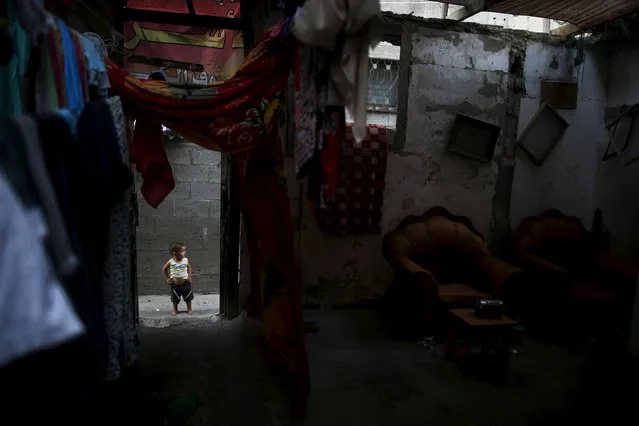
[395,254,436,282]
[474,256,523,294]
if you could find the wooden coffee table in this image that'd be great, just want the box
[445,309,519,375]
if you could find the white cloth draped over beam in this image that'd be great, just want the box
[291,0,383,144]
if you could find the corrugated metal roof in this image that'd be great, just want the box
[485,0,639,29]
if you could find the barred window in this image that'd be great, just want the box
[367,58,399,112]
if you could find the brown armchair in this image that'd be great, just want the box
[509,210,638,336]
[382,207,525,339]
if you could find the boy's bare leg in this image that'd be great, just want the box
[187,302,193,315]
[171,302,179,315]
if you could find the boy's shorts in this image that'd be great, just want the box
[170,281,194,304]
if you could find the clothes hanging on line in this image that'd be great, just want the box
[12,0,54,45]
[1,3,136,390]
[291,0,383,143]
[314,124,389,235]
[102,96,138,381]
[0,0,30,115]
[0,168,84,368]
[29,20,109,114]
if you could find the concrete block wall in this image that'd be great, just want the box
[136,138,222,295]
[595,46,639,260]
[511,42,609,228]
[288,22,623,307]
[290,26,514,306]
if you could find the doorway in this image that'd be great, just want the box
[133,134,230,326]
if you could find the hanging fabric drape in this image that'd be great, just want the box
[107,22,293,154]
[108,20,310,419]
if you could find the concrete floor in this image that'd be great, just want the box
[138,294,220,328]
[127,309,636,426]
[303,310,582,426]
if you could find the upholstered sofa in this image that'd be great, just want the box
[508,209,637,337]
[382,207,525,339]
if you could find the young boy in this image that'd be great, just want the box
[163,242,194,315]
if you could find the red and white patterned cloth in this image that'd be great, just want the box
[315,125,388,235]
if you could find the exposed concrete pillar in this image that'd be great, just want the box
[490,39,526,254]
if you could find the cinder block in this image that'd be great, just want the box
[172,164,212,183]
[209,162,222,183]
[155,217,191,237]
[136,250,169,276]
[166,182,191,199]
[136,230,170,251]
[137,195,175,217]
[191,274,220,293]
[210,200,222,219]
[187,249,221,275]
[137,277,167,296]
[189,232,220,250]
[191,182,222,200]
[165,142,192,165]
[191,146,222,165]
[136,215,155,232]
[174,200,210,218]
[189,217,214,234]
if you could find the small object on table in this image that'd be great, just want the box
[474,298,504,319]
[445,308,519,377]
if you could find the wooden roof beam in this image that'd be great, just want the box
[550,23,581,36]
[447,0,485,21]
[122,7,243,29]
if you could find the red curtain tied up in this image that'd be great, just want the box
[107,21,309,419]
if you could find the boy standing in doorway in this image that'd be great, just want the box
[163,242,194,315]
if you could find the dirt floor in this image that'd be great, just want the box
[123,309,637,426]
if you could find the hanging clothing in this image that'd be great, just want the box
[0,0,30,116]
[106,20,294,153]
[36,105,133,380]
[11,0,54,45]
[81,33,110,100]
[102,96,137,382]
[0,168,84,368]
[12,115,78,276]
[237,130,309,420]
[291,0,383,143]
[36,112,108,378]
[314,124,389,234]
[0,117,77,278]
[109,20,294,206]
[56,18,86,116]
[293,44,328,179]
[130,117,175,208]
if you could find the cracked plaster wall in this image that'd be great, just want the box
[293,23,617,305]
[595,46,639,260]
[510,42,609,230]
[295,26,513,306]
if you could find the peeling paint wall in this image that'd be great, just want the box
[294,26,515,305]
[595,47,639,260]
[292,21,622,305]
[385,28,509,239]
[510,42,609,228]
